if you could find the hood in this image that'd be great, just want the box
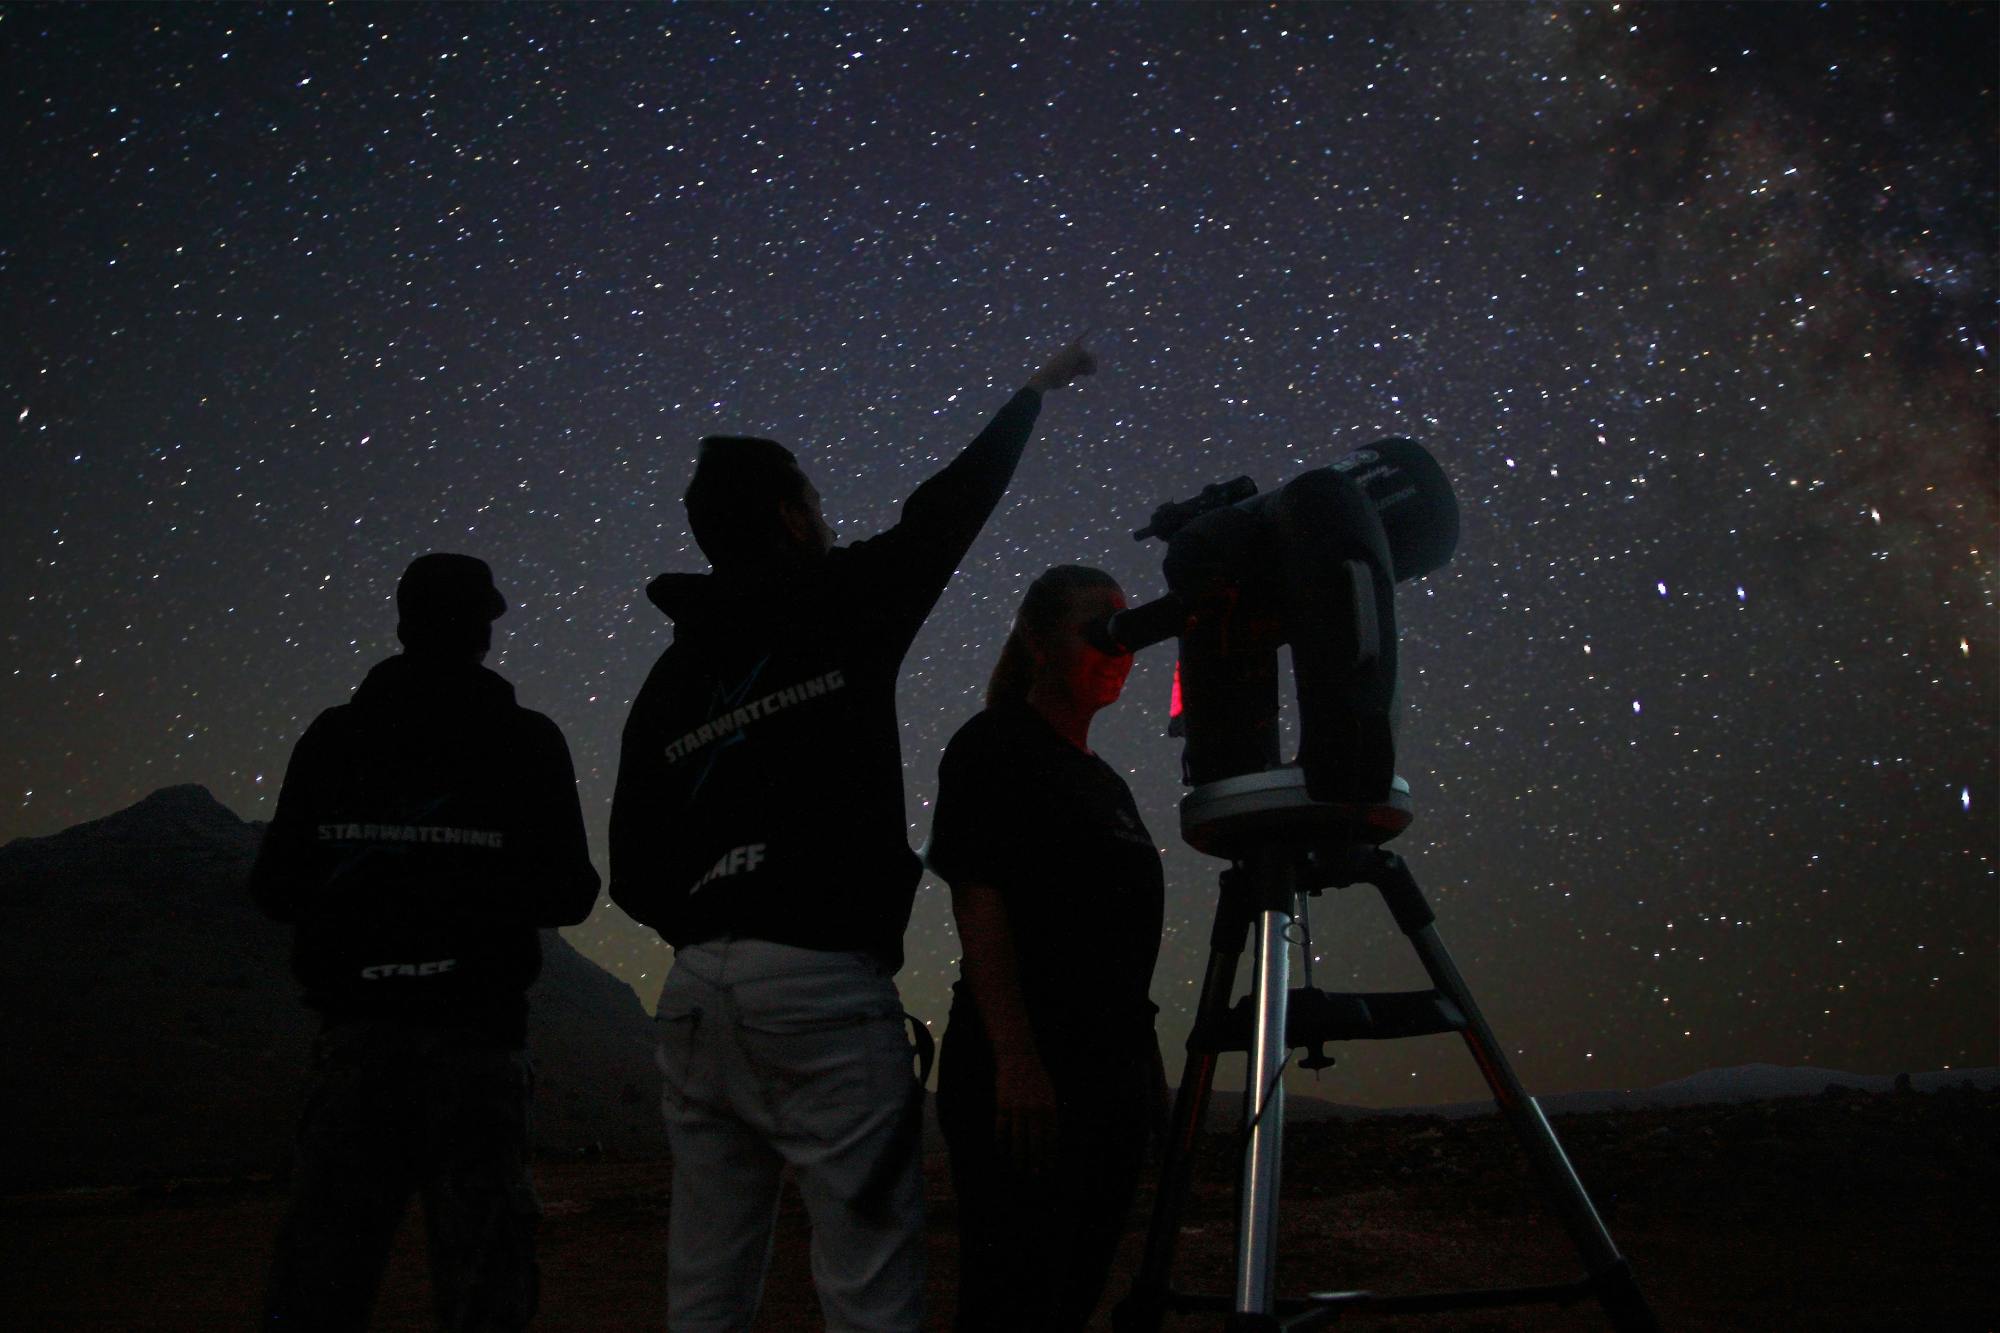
[646,557,829,632]
[646,571,729,627]
[351,654,517,714]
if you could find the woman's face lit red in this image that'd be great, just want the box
[1032,583,1133,713]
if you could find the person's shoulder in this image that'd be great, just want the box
[307,697,353,726]
[507,703,564,735]
[297,700,356,745]
[502,702,572,751]
[825,526,940,601]
[943,702,1039,760]
[935,708,1034,832]
[274,704,361,782]
[948,702,1012,742]
[821,543,884,598]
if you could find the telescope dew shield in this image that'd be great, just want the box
[1328,437,1459,583]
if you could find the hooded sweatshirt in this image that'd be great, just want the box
[609,387,1044,971]
[251,653,600,1043]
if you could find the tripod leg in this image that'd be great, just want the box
[1116,874,1252,1333]
[1235,847,1298,1317]
[1374,853,1663,1333]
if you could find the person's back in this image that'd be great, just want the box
[253,552,598,1332]
[258,650,594,1040]
[610,336,1097,1332]
[618,479,1025,965]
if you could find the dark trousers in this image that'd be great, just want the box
[264,1021,540,1332]
[937,1029,1163,1333]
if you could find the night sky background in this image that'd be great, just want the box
[6,3,1993,1108]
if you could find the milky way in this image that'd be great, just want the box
[6,4,1993,1105]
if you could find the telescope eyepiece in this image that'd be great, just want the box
[1086,593,1192,657]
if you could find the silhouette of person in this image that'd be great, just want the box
[251,552,600,1331]
[609,335,1097,1332]
[926,565,1166,1332]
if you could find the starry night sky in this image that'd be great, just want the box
[6,3,1993,1107]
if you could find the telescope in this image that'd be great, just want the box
[1088,437,1458,816]
[1108,441,1660,1333]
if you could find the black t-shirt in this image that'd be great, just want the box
[927,702,1165,1065]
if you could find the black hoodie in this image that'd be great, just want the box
[251,654,600,1043]
[610,387,1044,971]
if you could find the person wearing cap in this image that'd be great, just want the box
[251,552,600,1331]
[610,334,1098,1332]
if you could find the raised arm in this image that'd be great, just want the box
[847,334,1097,645]
[896,335,1096,562]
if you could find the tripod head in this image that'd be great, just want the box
[1091,438,1459,821]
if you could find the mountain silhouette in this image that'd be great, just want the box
[0,785,660,1191]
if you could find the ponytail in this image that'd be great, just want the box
[985,627,1036,708]
[984,564,1120,708]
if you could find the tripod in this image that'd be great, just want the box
[1115,768,1660,1332]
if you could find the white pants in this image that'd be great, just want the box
[656,938,925,1333]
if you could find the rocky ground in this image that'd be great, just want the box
[7,1083,1994,1331]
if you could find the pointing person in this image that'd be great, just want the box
[610,334,1097,1332]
